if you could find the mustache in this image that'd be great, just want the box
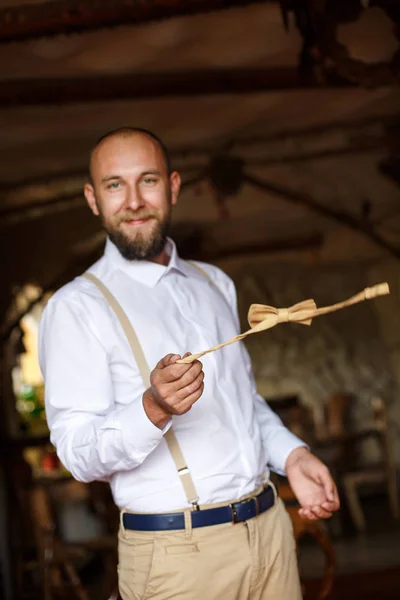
[116,210,158,224]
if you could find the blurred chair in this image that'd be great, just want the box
[314,394,399,533]
[30,482,118,600]
[7,450,39,599]
[30,484,88,600]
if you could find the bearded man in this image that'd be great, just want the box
[39,127,339,600]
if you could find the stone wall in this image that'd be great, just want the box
[222,256,400,463]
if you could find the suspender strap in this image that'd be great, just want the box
[187,261,214,284]
[82,272,199,506]
[83,273,151,385]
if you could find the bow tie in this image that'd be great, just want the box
[177,283,389,364]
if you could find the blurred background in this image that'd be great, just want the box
[0,1,400,598]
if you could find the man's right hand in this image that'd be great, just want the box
[142,353,204,429]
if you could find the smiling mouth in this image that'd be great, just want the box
[123,217,153,226]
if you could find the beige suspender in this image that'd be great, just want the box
[82,272,199,507]
[187,261,214,284]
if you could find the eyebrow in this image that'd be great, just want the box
[101,174,122,183]
[101,169,162,184]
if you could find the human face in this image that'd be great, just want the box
[84,133,180,263]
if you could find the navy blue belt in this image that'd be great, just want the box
[122,485,275,531]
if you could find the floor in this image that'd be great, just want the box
[300,492,400,599]
[305,566,400,600]
[300,528,400,578]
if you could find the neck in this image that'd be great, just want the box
[150,247,170,266]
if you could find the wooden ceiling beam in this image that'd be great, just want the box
[0,193,85,229]
[186,234,323,262]
[0,142,383,198]
[243,172,400,261]
[0,0,268,43]
[0,114,395,193]
[0,68,351,107]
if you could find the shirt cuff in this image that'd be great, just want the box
[118,396,166,462]
[267,430,309,476]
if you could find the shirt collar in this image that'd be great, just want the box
[104,236,192,287]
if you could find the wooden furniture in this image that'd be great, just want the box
[30,480,118,600]
[30,484,88,600]
[6,447,118,600]
[314,395,399,533]
[341,397,398,532]
[268,392,399,534]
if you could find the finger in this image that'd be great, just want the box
[176,371,204,401]
[318,468,336,503]
[310,505,332,520]
[155,354,176,369]
[172,382,205,414]
[166,359,202,386]
[161,359,194,383]
[321,499,340,512]
[331,485,340,508]
[151,368,203,410]
[299,508,318,521]
[174,361,203,391]
[166,354,183,365]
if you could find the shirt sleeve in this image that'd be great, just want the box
[245,353,308,475]
[39,295,165,483]
[215,268,308,476]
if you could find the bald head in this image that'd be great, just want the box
[89,127,171,185]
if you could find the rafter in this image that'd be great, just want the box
[0,68,351,107]
[2,114,394,194]
[0,0,268,43]
[0,193,85,228]
[243,173,400,260]
[0,141,384,200]
[187,234,323,261]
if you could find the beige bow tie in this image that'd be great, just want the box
[177,283,390,364]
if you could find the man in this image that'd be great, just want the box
[39,127,339,600]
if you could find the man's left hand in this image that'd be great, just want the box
[285,447,340,520]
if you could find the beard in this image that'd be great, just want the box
[100,204,172,261]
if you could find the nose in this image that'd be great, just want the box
[125,183,145,211]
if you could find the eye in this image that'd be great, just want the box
[107,181,121,190]
[142,176,158,185]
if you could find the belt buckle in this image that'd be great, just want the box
[230,503,239,524]
[231,489,263,524]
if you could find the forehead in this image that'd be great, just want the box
[91,133,166,179]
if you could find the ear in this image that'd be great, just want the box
[84,183,100,216]
[170,171,181,206]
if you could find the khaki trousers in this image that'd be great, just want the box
[118,497,302,600]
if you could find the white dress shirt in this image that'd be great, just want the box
[39,238,305,512]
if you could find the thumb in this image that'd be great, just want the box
[319,469,335,502]
[156,354,181,369]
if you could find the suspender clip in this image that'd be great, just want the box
[190,499,200,511]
